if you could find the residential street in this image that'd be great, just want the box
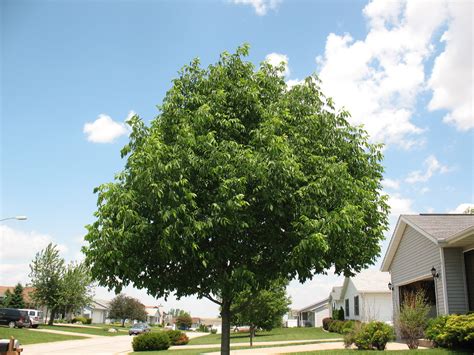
[21,330,208,354]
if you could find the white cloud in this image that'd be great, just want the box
[230,0,281,16]
[382,178,400,190]
[428,1,473,131]
[286,78,304,89]
[419,187,430,194]
[0,226,68,285]
[315,0,464,148]
[405,155,451,183]
[265,52,290,77]
[387,193,414,218]
[83,114,129,143]
[448,203,474,214]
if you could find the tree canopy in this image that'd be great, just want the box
[83,45,389,353]
[108,294,147,327]
[9,283,26,309]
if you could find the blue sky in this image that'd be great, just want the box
[1,0,472,316]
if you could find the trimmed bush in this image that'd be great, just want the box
[354,321,394,350]
[426,314,474,349]
[84,317,92,324]
[166,330,189,345]
[322,317,333,331]
[71,316,87,324]
[132,332,170,351]
[211,328,217,334]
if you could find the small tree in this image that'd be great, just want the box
[396,290,430,349]
[9,283,25,309]
[1,289,13,307]
[231,279,291,346]
[176,312,192,329]
[108,294,147,327]
[58,263,94,320]
[29,243,65,325]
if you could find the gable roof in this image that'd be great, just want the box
[340,270,391,297]
[381,214,474,271]
[298,298,329,313]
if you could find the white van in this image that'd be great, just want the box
[19,309,44,328]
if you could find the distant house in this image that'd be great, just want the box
[145,306,163,325]
[297,298,329,327]
[381,214,474,317]
[83,299,109,324]
[328,286,344,316]
[0,286,36,307]
[285,309,299,328]
[332,270,392,323]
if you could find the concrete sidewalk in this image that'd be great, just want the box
[170,338,343,350]
[203,341,427,354]
[28,328,99,337]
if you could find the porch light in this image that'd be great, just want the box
[431,267,439,278]
[388,282,394,291]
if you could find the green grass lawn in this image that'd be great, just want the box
[0,326,83,345]
[188,327,341,345]
[42,324,127,336]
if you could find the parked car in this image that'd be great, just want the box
[128,323,151,335]
[0,308,29,328]
[19,309,43,328]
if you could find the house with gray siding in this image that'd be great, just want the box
[381,214,474,318]
[297,298,330,327]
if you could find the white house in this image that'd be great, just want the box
[83,299,110,324]
[333,270,393,323]
[145,306,163,325]
[297,298,329,327]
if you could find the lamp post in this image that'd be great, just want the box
[0,216,28,222]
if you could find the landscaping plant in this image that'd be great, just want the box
[132,332,170,351]
[166,330,189,345]
[425,313,474,349]
[83,45,389,354]
[396,290,430,349]
[353,321,394,350]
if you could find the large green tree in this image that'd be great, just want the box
[231,279,291,346]
[83,45,389,354]
[108,294,147,327]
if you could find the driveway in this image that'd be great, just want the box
[21,330,208,355]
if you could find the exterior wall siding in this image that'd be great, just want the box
[443,248,469,314]
[390,225,445,315]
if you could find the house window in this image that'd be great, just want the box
[354,296,359,316]
[345,299,349,317]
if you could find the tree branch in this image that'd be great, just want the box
[203,293,222,306]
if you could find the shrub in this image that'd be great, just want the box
[322,317,333,331]
[132,332,170,351]
[211,328,217,334]
[166,330,189,345]
[354,321,394,350]
[198,324,209,332]
[396,290,430,349]
[84,317,92,324]
[71,316,87,324]
[426,314,474,349]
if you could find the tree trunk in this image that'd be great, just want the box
[250,325,255,347]
[121,318,125,327]
[220,300,231,355]
[48,308,56,325]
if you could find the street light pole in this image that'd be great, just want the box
[0,216,28,222]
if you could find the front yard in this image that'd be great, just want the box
[188,327,341,345]
[0,327,83,345]
[42,324,128,336]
